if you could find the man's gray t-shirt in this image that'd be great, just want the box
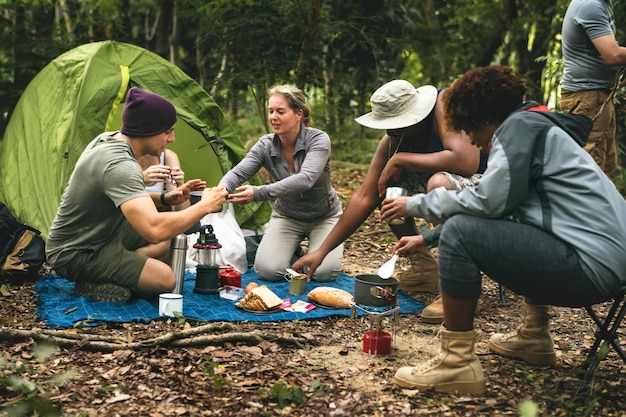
[561,0,617,91]
[46,133,148,266]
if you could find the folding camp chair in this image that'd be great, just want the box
[498,283,626,392]
[576,285,626,392]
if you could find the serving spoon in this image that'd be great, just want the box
[377,253,398,279]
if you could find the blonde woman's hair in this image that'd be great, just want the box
[269,84,312,126]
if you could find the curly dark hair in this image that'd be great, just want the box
[443,66,526,133]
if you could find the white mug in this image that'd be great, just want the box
[385,187,408,225]
[159,293,183,317]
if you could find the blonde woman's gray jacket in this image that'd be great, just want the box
[219,125,341,221]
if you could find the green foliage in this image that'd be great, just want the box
[0,0,595,142]
[307,379,328,396]
[198,355,228,391]
[0,343,74,417]
[610,169,626,196]
[259,381,306,407]
[518,399,539,417]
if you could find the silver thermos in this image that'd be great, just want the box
[169,234,188,294]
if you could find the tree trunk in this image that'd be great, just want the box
[323,43,337,133]
[295,0,323,89]
[155,0,174,61]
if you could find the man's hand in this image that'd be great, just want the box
[291,250,326,281]
[201,186,228,213]
[380,196,409,224]
[166,179,206,206]
[377,156,403,197]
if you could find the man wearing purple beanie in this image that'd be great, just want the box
[46,87,228,302]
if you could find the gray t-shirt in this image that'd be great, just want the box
[219,125,341,221]
[561,0,617,91]
[46,132,148,265]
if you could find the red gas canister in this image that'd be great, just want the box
[218,266,241,288]
[362,331,392,356]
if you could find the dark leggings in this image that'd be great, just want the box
[438,214,605,307]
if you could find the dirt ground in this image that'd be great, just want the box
[2,163,626,416]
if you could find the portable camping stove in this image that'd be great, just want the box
[351,302,400,356]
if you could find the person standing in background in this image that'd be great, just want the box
[561,0,626,174]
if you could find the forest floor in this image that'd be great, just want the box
[1,162,626,416]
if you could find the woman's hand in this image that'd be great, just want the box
[143,164,171,186]
[226,185,255,205]
[380,196,409,224]
[291,250,326,281]
[169,166,185,187]
[393,235,427,256]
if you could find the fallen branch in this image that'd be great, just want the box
[0,323,306,352]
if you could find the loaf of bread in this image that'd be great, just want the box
[307,287,353,309]
[236,285,282,311]
[245,282,259,294]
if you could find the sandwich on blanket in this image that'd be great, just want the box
[236,285,282,311]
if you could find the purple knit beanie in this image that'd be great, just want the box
[120,87,177,137]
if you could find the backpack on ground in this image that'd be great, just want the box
[0,202,46,282]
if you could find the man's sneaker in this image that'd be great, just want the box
[75,281,131,302]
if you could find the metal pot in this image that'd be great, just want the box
[354,274,399,307]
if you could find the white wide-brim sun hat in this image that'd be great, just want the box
[355,81,437,130]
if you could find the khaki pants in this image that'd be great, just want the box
[560,88,618,174]
[254,212,343,282]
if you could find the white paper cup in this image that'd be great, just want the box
[385,187,408,225]
[159,293,183,317]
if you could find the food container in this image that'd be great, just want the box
[219,285,244,301]
[285,270,307,296]
[219,266,241,288]
[354,274,399,307]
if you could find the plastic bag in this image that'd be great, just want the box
[187,203,248,273]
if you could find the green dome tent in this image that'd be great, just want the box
[0,41,271,239]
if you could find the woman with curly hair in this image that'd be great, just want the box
[380,65,626,394]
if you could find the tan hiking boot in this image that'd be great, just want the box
[396,249,439,294]
[421,295,444,324]
[420,296,482,324]
[488,301,556,366]
[394,326,486,394]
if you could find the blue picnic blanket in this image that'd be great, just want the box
[36,270,425,328]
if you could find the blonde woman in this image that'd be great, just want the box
[219,85,343,282]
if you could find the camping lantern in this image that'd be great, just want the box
[193,225,222,294]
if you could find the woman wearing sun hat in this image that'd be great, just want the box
[293,79,487,316]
